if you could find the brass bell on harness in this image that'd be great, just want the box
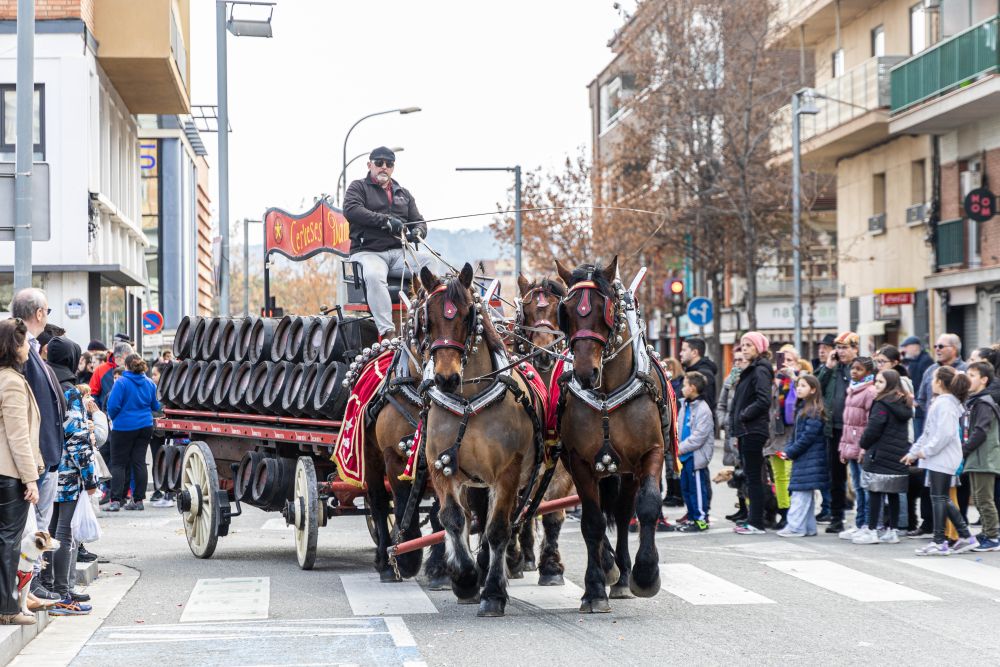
[519,362,528,371]
[342,379,351,389]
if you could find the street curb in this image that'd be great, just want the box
[76,561,99,586]
[0,610,51,666]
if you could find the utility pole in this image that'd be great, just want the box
[216,1,231,316]
[13,0,34,291]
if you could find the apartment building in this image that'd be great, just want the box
[0,0,193,347]
[773,0,936,352]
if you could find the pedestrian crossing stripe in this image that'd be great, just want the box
[180,577,270,623]
[507,571,586,609]
[658,563,776,605]
[897,558,1000,592]
[765,559,939,602]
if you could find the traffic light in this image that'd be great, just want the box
[669,279,685,317]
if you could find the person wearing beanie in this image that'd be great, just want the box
[816,330,859,533]
[730,331,774,534]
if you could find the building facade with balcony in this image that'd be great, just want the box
[774,0,937,351]
[889,5,1000,350]
[0,0,190,347]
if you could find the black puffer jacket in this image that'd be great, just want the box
[730,355,773,439]
[859,395,912,475]
[685,357,718,415]
[343,176,426,253]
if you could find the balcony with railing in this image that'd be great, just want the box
[935,219,965,270]
[771,56,906,163]
[890,15,1000,133]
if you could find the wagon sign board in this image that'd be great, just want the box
[264,199,352,261]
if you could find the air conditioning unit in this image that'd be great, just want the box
[906,203,927,224]
[960,170,981,198]
[868,213,887,234]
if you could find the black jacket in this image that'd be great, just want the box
[859,395,912,475]
[343,176,426,253]
[24,344,63,469]
[730,355,773,439]
[904,350,933,402]
[46,336,81,391]
[685,357,718,416]
[817,360,851,436]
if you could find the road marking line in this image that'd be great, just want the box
[340,574,437,616]
[260,518,292,531]
[180,577,270,623]
[727,541,817,556]
[766,559,939,602]
[507,571,586,609]
[11,563,139,667]
[898,557,1000,591]
[658,563,775,605]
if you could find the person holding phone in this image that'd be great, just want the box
[816,331,859,534]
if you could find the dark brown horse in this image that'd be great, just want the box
[419,263,542,617]
[555,256,672,613]
[513,274,574,585]
[363,290,448,588]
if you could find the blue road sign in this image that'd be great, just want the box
[141,310,164,335]
[686,297,713,327]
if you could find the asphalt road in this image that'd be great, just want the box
[17,449,1000,667]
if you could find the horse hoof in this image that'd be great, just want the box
[457,593,481,605]
[477,598,506,617]
[604,563,621,587]
[427,576,451,591]
[609,584,634,599]
[523,558,537,572]
[509,570,524,580]
[379,569,399,583]
[579,598,612,614]
[629,574,661,598]
[537,573,564,587]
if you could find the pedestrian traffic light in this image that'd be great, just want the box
[669,279,685,317]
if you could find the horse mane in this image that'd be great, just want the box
[538,277,566,298]
[444,275,504,354]
[568,263,612,297]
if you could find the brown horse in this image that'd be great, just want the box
[363,291,448,588]
[513,274,574,585]
[419,263,542,617]
[555,256,672,613]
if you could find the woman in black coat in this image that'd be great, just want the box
[730,331,774,534]
[856,369,913,543]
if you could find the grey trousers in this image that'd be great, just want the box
[352,248,440,335]
[32,469,56,577]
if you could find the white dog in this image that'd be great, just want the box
[17,531,60,615]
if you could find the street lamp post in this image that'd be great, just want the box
[216,0,274,317]
[336,147,404,206]
[791,88,819,354]
[455,166,523,277]
[339,108,420,204]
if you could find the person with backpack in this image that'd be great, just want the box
[962,360,1000,552]
[853,369,913,545]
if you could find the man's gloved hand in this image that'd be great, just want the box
[405,227,425,243]
[383,216,404,235]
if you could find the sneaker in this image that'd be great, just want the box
[70,590,91,603]
[30,584,60,602]
[851,527,879,545]
[951,536,979,554]
[124,500,144,511]
[838,525,859,540]
[678,520,709,533]
[151,497,175,508]
[76,546,98,563]
[656,517,676,533]
[105,501,121,512]
[776,528,806,538]
[150,490,164,502]
[906,527,933,539]
[973,537,1000,552]
[49,596,92,615]
[879,528,900,544]
[825,520,844,534]
[725,510,748,523]
[914,541,950,557]
[733,523,766,535]
[815,511,833,523]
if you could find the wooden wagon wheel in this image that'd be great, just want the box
[364,495,394,546]
[292,457,319,570]
[180,441,220,559]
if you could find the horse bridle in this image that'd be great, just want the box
[559,279,626,360]
[514,285,559,355]
[419,283,484,366]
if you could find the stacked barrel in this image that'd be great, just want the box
[156,315,379,421]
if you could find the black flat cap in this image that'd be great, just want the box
[369,146,396,162]
[819,333,836,347]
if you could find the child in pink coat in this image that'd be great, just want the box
[838,357,877,538]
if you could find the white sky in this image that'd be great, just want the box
[189,1,625,235]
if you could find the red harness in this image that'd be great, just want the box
[564,281,614,347]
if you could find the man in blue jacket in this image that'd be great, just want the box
[10,288,63,603]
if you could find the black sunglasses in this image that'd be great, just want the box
[934,343,952,349]
[38,307,50,315]
[373,159,394,168]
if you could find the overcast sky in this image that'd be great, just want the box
[189,1,626,236]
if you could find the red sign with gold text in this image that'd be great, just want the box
[264,200,351,261]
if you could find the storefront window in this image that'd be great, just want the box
[99,283,126,348]
[0,273,44,311]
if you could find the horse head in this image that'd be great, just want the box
[555,256,622,389]
[419,262,479,393]
[516,274,566,371]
